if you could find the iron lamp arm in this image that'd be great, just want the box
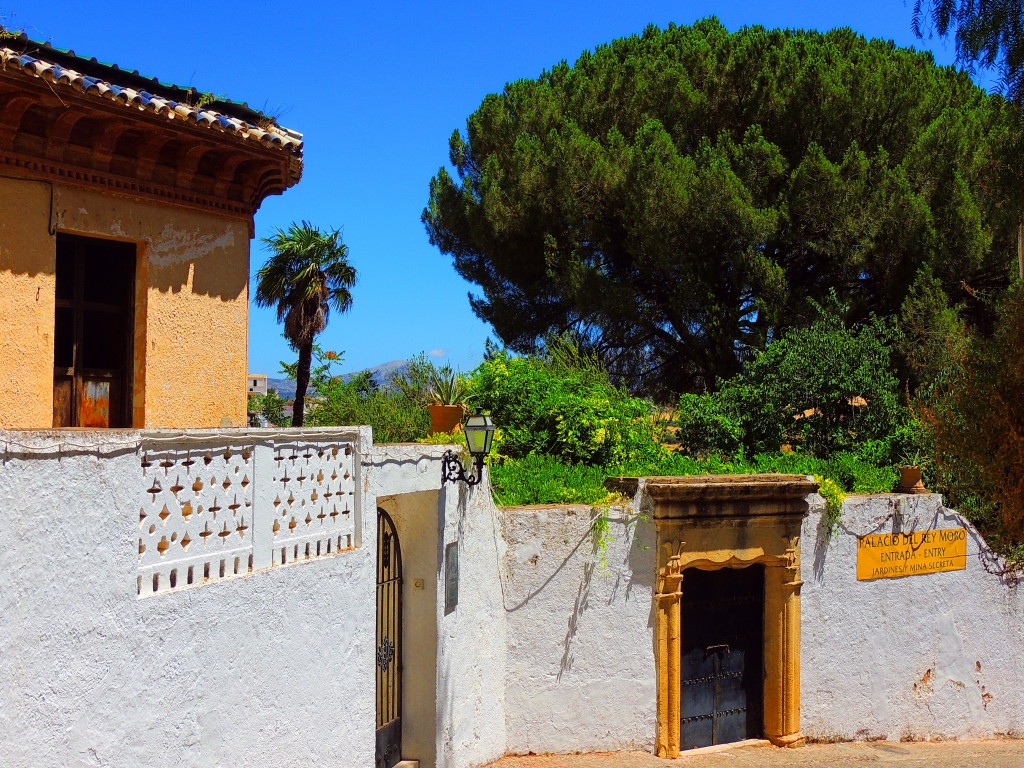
[441,450,485,487]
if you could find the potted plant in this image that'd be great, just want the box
[427,366,470,435]
[896,449,929,494]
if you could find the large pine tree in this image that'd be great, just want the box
[424,18,1023,398]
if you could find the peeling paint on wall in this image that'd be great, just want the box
[148,225,236,267]
[2,180,251,428]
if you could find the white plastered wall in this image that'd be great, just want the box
[7,428,1023,768]
[801,494,1024,741]
[500,491,1024,754]
[501,504,657,755]
[367,444,508,768]
[0,429,376,768]
[0,435,508,768]
[435,478,508,768]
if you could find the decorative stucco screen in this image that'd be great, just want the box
[137,429,361,597]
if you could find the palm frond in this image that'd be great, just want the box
[254,221,357,347]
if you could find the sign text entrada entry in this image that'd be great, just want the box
[856,528,967,581]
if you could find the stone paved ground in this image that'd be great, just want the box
[482,739,1024,768]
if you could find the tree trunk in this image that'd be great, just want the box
[292,341,313,427]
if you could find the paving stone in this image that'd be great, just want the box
[481,740,1024,768]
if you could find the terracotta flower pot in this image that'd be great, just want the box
[427,404,465,435]
[896,465,927,494]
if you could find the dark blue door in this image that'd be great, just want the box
[680,565,764,750]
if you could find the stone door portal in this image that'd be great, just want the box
[680,565,765,750]
[606,474,817,758]
[376,509,402,768]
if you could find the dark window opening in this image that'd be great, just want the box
[53,234,136,428]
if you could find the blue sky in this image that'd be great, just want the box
[5,1,973,377]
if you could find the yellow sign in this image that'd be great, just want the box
[856,528,968,581]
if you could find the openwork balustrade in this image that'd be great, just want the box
[137,429,362,597]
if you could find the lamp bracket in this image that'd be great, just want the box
[441,450,484,487]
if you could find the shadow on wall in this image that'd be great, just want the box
[502,506,656,682]
[0,178,55,277]
[147,226,247,301]
[559,559,594,681]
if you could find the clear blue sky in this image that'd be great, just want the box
[5,1,973,377]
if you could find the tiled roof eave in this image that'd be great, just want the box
[0,44,303,160]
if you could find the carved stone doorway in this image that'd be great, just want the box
[615,474,817,758]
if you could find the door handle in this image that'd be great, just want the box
[705,644,730,655]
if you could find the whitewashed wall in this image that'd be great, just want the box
[368,444,507,768]
[801,494,1024,741]
[500,492,1024,755]
[0,428,376,768]
[0,432,507,768]
[6,429,1023,768]
[501,504,657,755]
[435,478,508,768]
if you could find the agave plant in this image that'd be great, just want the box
[428,365,470,406]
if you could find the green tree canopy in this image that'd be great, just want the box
[424,18,1022,398]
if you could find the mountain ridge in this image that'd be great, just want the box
[263,359,409,400]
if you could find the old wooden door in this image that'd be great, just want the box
[376,509,402,768]
[680,565,764,750]
[52,234,135,428]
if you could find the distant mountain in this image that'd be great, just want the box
[266,377,297,399]
[263,359,409,401]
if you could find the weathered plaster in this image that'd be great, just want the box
[0,179,251,429]
[6,430,1022,768]
[55,186,251,429]
[369,442,508,768]
[501,489,1024,755]
[436,478,508,768]
[801,494,1024,741]
[0,177,57,428]
[502,503,657,755]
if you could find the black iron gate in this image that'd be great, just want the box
[376,509,402,768]
[680,565,764,750]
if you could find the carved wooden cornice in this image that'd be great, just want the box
[0,73,301,222]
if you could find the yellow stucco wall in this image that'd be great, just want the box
[0,177,250,429]
[0,178,57,429]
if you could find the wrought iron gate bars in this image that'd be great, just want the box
[376,509,402,768]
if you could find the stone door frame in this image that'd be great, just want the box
[618,474,817,758]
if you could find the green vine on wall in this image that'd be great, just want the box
[590,506,613,570]
[815,475,847,538]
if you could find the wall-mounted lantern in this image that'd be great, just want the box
[441,412,495,487]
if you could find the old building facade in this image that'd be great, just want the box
[0,36,302,428]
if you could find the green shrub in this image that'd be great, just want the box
[300,352,430,442]
[493,449,897,508]
[308,379,431,442]
[489,454,612,506]
[470,338,664,466]
[675,393,742,457]
[720,297,907,457]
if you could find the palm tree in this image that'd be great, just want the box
[255,221,356,427]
